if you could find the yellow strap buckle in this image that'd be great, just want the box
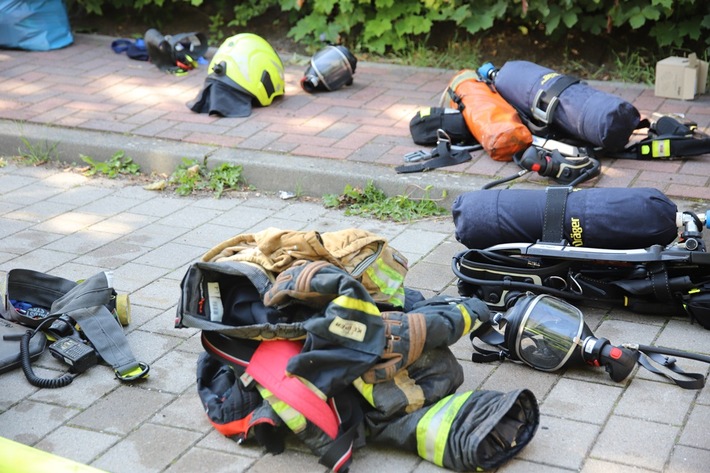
[115,362,150,382]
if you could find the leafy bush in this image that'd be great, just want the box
[68,0,709,55]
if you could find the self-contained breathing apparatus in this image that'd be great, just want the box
[480,61,710,161]
[452,188,710,327]
[450,184,710,389]
[468,292,710,389]
[403,60,709,182]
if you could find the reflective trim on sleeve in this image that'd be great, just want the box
[332,295,381,316]
[352,377,375,407]
[456,303,473,335]
[365,259,406,307]
[258,387,308,434]
[416,392,473,466]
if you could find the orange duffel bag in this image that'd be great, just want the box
[444,69,532,162]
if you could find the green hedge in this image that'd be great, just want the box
[68,0,709,55]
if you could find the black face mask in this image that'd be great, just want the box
[471,293,638,382]
[301,45,357,93]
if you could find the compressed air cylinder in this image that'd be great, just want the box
[446,70,532,161]
[494,61,640,151]
[452,187,679,250]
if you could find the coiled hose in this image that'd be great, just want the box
[19,317,75,389]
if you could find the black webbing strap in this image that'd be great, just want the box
[447,87,465,111]
[318,390,364,472]
[637,352,705,389]
[49,272,149,381]
[531,75,580,125]
[541,186,572,243]
[395,140,478,173]
[647,261,674,302]
[603,116,710,160]
[633,136,710,159]
[470,329,509,363]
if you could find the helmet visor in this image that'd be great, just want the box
[514,295,584,371]
[308,46,353,91]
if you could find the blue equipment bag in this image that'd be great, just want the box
[0,0,73,51]
[452,187,679,250]
[493,61,640,151]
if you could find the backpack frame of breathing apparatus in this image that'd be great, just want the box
[452,197,710,329]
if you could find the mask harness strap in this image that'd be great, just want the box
[631,345,709,390]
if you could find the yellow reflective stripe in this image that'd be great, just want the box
[456,303,473,335]
[352,377,375,407]
[370,257,405,292]
[333,294,381,317]
[416,392,472,466]
[258,387,307,433]
[365,258,406,304]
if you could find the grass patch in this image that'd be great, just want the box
[80,151,141,178]
[323,181,448,222]
[17,137,58,165]
[374,38,483,70]
[609,49,656,85]
[162,159,247,198]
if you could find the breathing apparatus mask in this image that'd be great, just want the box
[471,292,710,389]
[472,292,638,381]
[301,45,357,93]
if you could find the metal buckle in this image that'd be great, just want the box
[531,89,560,125]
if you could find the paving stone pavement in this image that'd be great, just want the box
[1,33,710,473]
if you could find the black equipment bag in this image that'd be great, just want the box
[494,61,641,151]
[409,107,477,146]
[453,244,710,329]
[607,115,710,160]
[452,187,679,250]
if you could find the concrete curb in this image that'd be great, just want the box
[0,119,489,206]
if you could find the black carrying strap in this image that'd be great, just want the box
[637,352,705,389]
[531,74,580,125]
[318,390,364,472]
[49,272,148,381]
[541,186,572,243]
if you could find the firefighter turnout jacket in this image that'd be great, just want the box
[176,228,539,472]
